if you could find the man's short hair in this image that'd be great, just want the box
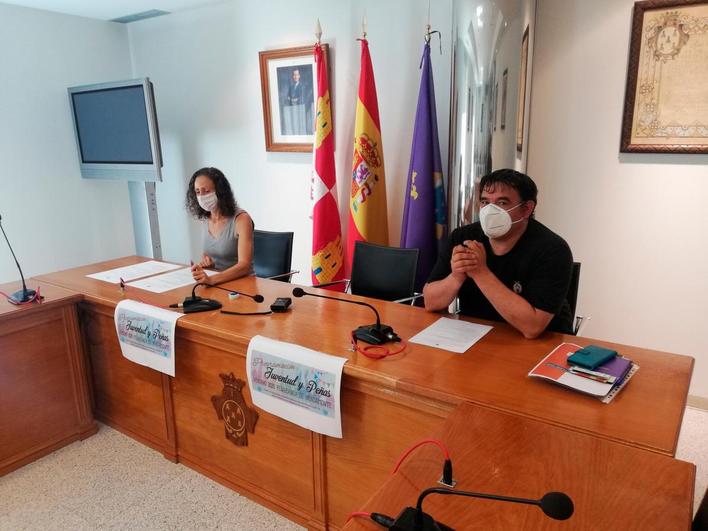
[479,169,538,205]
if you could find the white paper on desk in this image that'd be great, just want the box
[246,335,347,438]
[114,300,182,376]
[408,317,492,353]
[87,260,181,284]
[127,267,217,293]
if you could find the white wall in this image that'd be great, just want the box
[0,3,135,284]
[127,0,452,283]
[528,0,708,398]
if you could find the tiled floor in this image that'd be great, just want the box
[677,407,708,514]
[0,426,303,531]
[1,407,706,530]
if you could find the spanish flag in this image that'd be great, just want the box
[311,43,345,286]
[346,38,389,272]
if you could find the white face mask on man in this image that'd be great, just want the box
[479,202,525,238]
[197,192,218,212]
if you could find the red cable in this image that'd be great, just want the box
[350,332,407,359]
[346,511,371,523]
[391,439,450,475]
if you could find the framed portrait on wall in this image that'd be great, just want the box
[258,45,329,152]
[621,0,708,153]
[516,26,530,153]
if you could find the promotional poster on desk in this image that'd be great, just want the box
[114,299,182,376]
[247,336,347,438]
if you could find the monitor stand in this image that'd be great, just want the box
[128,181,162,260]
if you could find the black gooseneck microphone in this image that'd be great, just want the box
[390,487,574,530]
[292,287,399,345]
[0,214,37,304]
[168,282,222,313]
[204,283,264,303]
[169,283,265,313]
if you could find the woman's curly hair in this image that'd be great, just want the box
[185,167,237,220]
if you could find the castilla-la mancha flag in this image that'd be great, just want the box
[311,42,345,287]
[346,38,389,272]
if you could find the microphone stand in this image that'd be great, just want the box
[0,214,37,304]
[292,287,399,344]
[389,488,574,530]
[170,283,265,313]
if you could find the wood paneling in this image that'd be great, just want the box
[325,384,450,528]
[80,304,170,455]
[343,402,695,530]
[0,282,96,476]
[172,337,314,513]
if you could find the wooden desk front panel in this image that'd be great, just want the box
[80,303,170,455]
[0,286,95,475]
[325,381,451,528]
[345,402,695,530]
[172,330,315,525]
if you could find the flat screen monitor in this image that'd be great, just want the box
[68,78,162,181]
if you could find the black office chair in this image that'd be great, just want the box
[349,241,420,303]
[252,230,296,282]
[567,262,586,335]
[693,487,707,531]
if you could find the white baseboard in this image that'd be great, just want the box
[687,395,708,411]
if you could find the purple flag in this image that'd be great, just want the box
[400,42,448,291]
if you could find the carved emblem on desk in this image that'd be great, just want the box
[211,373,258,447]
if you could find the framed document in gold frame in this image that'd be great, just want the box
[621,0,708,153]
[258,44,329,152]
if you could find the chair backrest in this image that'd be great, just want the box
[567,262,581,318]
[693,486,707,531]
[253,230,294,282]
[350,241,419,302]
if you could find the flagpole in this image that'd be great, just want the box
[362,12,367,39]
[315,18,322,44]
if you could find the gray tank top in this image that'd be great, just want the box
[202,209,254,273]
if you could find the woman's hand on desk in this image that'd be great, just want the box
[191,264,214,285]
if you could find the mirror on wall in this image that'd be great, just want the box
[448,0,537,229]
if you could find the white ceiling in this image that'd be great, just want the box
[0,0,226,21]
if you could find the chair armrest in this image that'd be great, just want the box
[312,279,351,292]
[573,315,591,336]
[393,293,424,305]
[264,270,299,281]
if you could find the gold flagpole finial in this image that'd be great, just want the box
[362,12,367,39]
[315,18,322,44]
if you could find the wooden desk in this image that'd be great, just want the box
[0,281,96,476]
[343,402,695,530]
[34,256,694,529]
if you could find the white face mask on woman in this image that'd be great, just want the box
[197,192,218,212]
[479,202,525,238]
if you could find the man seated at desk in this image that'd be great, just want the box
[423,169,573,339]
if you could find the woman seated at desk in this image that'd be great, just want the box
[185,167,254,285]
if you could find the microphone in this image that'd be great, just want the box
[231,291,264,303]
[170,283,265,314]
[202,283,264,303]
[0,214,37,304]
[390,488,573,530]
[292,287,399,345]
[169,282,222,313]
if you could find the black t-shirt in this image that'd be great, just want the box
[427,219,574,334]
